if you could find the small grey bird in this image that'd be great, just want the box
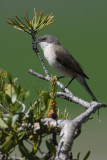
[35,35,97,101]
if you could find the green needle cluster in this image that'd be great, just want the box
[4,8,54,34]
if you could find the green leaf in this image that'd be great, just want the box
[7,72,13,84]
[83,151,90,160]
[12,94,17,104]
[42,101,51,118]
[13,77,18,83]
[4,94,11,103]
[77,152,81,160]
[36,11,43,27]
[11,114,19,127]
[21,89,30,101]
[0,91,3,102]
[2,134,16,153]
[5,10,54,34]
[0,118,8,128]
[33,9,37,29]
[5,84,17,103]
[15,16,29,29]
[46,140,56,156]
[42,91,50,107]
[6,115,12,127]
[19,142,37,159]
[14,85,21,97]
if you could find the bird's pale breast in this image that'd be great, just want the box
[44,45,76,78]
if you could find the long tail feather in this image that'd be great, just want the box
[76,76,97,101]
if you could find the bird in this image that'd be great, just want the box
[34,34,97,101]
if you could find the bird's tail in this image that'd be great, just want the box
[76,76,97,101]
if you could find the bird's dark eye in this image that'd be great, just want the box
[42,37,46,41]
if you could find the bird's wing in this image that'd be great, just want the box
[55,45,89,79]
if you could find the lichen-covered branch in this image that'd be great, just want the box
[55,102,107,160]
[41,102,107,160]
[56,92,90,109]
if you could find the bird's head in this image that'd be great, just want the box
[34,35,60,50]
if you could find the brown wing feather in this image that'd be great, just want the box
[55,45,89,79]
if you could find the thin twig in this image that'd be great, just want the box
[28,69,90,109]
[28,69,50,80]
[28,69,74,94]
[30,30,50,77]
[17,100,26,112]
[0,104,9,113]
[25,100,38,116]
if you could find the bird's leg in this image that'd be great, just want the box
[57,76,65,80]
[65,77,75,88]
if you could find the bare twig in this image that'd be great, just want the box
[30,30,50,77]
[28,69,50,80]
[56,92,90,109]
[17,100,26,112]
[0,104,9,113]
[28,69,73,94]
[28,69,90,109]
[25,100,38,116]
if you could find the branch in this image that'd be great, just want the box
[56,92,90,109]
[30,30,50,77]
[28,69,50,80]
[55,102,107,160]
[16,100,26,113]
[42,102,107,160]
[28,69,90,109]
[0,104,9,113]
[28,69,72,93]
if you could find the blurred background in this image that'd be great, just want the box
[0,0,107,159]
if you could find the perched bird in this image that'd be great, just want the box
[35,35,97,101]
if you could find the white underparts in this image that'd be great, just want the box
[39,42,73,78]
